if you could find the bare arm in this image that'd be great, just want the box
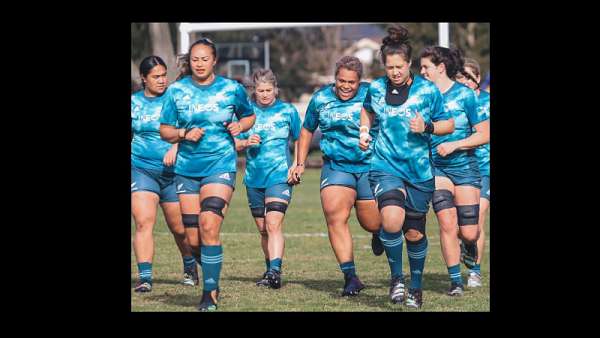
[454,120,490,149]
[432,118,455,136]
[289,128,313,184]
[359,107,374,151]
[160,124,185,143]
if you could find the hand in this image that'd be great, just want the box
[359,132,372,151]
[225,121,243,137]
[436,142,458,157]
[184,127,205,142]
[246,134,261,147]
[163,146,178,167]
[289,164,305,185]
[410,111,425,133]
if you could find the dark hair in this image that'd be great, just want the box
[176,37,217,81]
[380,25,412,65]
[335,56,363,79]
[420,46,465,80]
[139,55,167,89]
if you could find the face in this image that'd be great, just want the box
[255,82,276,106]
[420,57,442,82]
[190,44,216,81]
[384,54,411,86]
[455,66,480,90]
[143,65,167,95]
[334,67,360,101]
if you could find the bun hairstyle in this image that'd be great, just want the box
[139,55,167,89]
[176,37,217,81]
[420,46,465,80]
[380,24,412,65]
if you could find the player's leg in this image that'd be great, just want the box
[354,172,383,256]
[161,199,197,286]
[369,171,407,304]
[468,191,489,287]
[131,166,160,292]
[455,184,481,272]
[433,173,463,296]
[247,187,270,286]
[197,173,235,311]
[262,183,292,289]
[175,175,202,270]
[402,179,434,309]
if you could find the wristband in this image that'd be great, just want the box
[424,121,434,134]
[359,125,369,133]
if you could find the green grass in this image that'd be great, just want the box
[131,168,490,312]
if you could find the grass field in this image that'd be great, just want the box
[131,168,490,312]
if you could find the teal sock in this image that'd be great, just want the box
[339,261,356,279]
[192,247,202,266]
[138,262,152,283]
[183,255,196,272]
[406,236,428,289]
[448,264,462,284]
[270,258,282,272]
[200,245,223,292]
[265,258,270,272]
[470,263,481,275]
[379,228,404,279]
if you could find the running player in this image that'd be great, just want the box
[131,55,197,293]
[234,69,301,289]
[159,38,256,311]
[291,56,383,297]
[359,26,455,308]
[419,46,490,296]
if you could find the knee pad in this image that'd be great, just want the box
[182,213,199,228]
[432,189,455,213]
[377,189,405,211]
[201,196,227,218]
[265,201,288,214]
[251,207,265,218]
[457,204,479,226]
[402,210,426,234]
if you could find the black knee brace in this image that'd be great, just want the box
[182,213,199,228]
[251,207,265,218]
[377,189,405,211]
[457,204,479,226]
[403,209,427,234]
[432,189,455,213]
[265,201,288,214]
[201,196,227,218]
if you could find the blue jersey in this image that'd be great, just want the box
[364,75,450,183]
[473,90,490,176]
[303,82,376,173]
[131,91,174,171]
[160,75,253,177]
[431,82,486,168]
[238,100,301,188]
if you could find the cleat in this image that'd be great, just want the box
[371,233,384,256]
[467,272,482,288]
[182,266,199,286]
[389,276,406,304]
[134,281,152,293]
[266,270,282,289]
[341,275,365,296]
[447,282,464,296]
[198,289,219,312]
[460,240,478,270]
[405,288,423,309]
[256,271,270,287]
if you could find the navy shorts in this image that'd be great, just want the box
[174,172,236,195]
[480,175,490,201]
[246,183,293,209]
[131,165,178,203]
[320,160,374,200]
[368,171,434,214]
[433,157,481,189]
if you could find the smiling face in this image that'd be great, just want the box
[255,82,276,106]
[384,53,411,86]
[143,65,167,96]
[419,56,444,83]
[190,44,216,82]
[334,67,360,101]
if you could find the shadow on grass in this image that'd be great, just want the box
[130,278,188,288]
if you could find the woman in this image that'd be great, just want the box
[358,26,454,308]
[235,69,301,289]
[159,38,256,311]
[291,56,382,297]
[419,47,490,296]
[455,58,490,288]
[131,55,196,293]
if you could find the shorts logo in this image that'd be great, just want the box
[373,184,382,196]
[205,278,216,284]
[487,190,490,195]
[282,190,290,196]
[320,178,328,187]
[176,183,186,193]
[131,182,137,187]
[219,173,231,181]
[131,182,138,191]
